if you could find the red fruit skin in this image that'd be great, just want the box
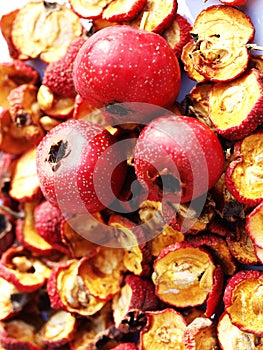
[219,0,247,5]
[0,325,42,350]
[134,115,225,203]
[36,119,127,214]
[34,200,63,245]
[246,201,263,248]
[205,264,224,318]
[112,343,139,350]
[42,37,86,98]
[73,25,181,111]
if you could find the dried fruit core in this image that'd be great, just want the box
[47,140,71,172]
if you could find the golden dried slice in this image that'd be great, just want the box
[0,10,20,59]
[9,147,41,202]
[69,0,113,19]
[140,308,187,350]
[152,242,216,308]
[0,277,21,321]
[217,311,263,350]
[41,310,76,346]
[186,5,254,81]
[181,42,207,83]
[102,0,147,22]
[77,247,126,301]
[11,1,82,63]
[130,0,177,34]
[209,69,263,140]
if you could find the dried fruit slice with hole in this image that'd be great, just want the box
[130,0,178,34]
[11,1,83,63]
[224,269,263,336]
[208,69,263,140]
[217,311,263,350]
[183,317,218,350]
[225,131,263,206]
[102,0,147,22]
[0,10,20,59]
[0,60,39,109]
[246,201,263,249]
[69,0,113,19]
[47,259,106,316]
[186,5,254,82]
[163,14,192,58]
[226,220,259,265]
[140,308,187,350]
[0,319,43,350]
[112,274,158,333]
[0,245,51,293]
[152,242,216,308]
[37,85,75,119]
[40,310,76,347]
[181,42,207,83]
[77,246,126,301]
[9,147,41,203]
[187,233,237,276]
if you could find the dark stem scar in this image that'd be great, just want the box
[45,140,71,172]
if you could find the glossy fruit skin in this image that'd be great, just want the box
[133,115,225,203]
[36,119,127,214]
[73,25,181,110]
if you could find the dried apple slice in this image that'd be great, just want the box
[11,1,82,63]
[217,311,263,350]
[0,245,51,293]
[140,308,187,350]
[112,274,158,333]
[163,14,192,58]
[69,0,113,19]
[40,310,76,347]
[209,69,263,140]
[246,202,263,249]
[185,5,254,82]
[102,0,147,22]
[77,246,126,301]
[130,0,178,34]
[152,242,216,308]
[224,270,263,336]
[9,147,41,203]
[225,131,263,206]
[0,319,43,350]
[47,259,106,316]
[226,220,259,266]
[183,317,218,350]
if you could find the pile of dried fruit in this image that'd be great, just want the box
[0,0,263,349]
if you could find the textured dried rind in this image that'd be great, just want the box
[209,69,263,140]
[140,308,187,350]
[181,42,207,83]
[246,201,263,249]
[130,0,178,34]
[225,132,263,206]
[217,311,263,350]
[9,147,41,203]
[11,1,83,63]
[103,0,147,22]
[47,259,106,316]
[224,270,263,336]
[69,0,113,19]
[40,310,76,346]
[152,242,216,308]
[163,14,192,58]
[0,277,21,321]
[183,5,254,82]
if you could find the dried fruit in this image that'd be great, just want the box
[225,131,263,206]
[36,119,127,214]
[11,1,83,63]
[69,0,113,19]
[246,201,263,250]
[73,25,181,111]
[208,69,263,140]
[102,0,147,22]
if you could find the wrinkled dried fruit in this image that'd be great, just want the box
[225,131,263,206]
[0,277,25,321]
[246,201,263,249]
[0,10,20,59]
[69,0,113,19]
[140,308,187,350]
[209,69,263,140]
[152,242,216,308]
[12,1,83,63]
[103,0,147,22]
[224,269,263,336]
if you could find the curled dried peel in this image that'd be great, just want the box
[153,243,215,307]
[140,309,186,350]
[12,2,82,62]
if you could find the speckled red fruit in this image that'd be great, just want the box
[73,25,181,110]
[36,119,127,214]
[133,115,225,203]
